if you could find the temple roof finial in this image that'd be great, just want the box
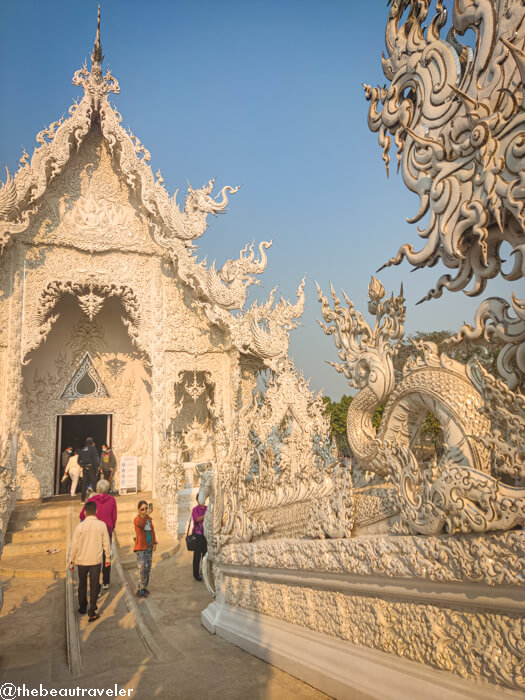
[91,3,104,68]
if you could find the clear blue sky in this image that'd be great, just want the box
[0,1,512,399]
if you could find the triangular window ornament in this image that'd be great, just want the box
[60,352,109,399]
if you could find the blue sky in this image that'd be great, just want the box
[0,1,513,399]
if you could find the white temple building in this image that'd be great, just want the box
[0,12,304,505]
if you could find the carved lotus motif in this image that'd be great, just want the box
[73,194,131,235]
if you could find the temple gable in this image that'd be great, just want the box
[19,128,161,256]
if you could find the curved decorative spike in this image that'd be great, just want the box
[91,2,104,67]
[0,167,17,219]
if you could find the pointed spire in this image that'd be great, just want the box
[91,3,104,69]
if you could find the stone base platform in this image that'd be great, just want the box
[203,602,518,700]
[203,533,525,699]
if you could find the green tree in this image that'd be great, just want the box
[322,394,353,456]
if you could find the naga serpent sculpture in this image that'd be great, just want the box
[318,277,525,535]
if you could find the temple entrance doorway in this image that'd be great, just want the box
[55,414,112,494]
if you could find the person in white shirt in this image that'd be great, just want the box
[61,449,82,497]
[69,500,111,621]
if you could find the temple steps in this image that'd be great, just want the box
[0,552,65,579]
[1,500,68,578]
[63,492,179,677]
[5,526,66,544]
[0,494,179,577]
[8,508,73,528]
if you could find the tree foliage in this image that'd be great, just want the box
[322,394,352,456]
[392,330,505,377]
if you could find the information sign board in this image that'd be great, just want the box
[119,455,138,494]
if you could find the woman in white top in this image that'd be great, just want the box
[62,450,82,497]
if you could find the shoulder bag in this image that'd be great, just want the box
[185,517,199,551]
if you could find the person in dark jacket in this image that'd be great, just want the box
[78,437,100,503]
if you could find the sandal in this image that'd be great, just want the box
[88,613,100,622]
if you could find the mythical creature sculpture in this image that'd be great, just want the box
[202,241,272,310]
[211,279,307,371]
[319,277,525,536]
[364,0,525,389]
[156,179,240,244]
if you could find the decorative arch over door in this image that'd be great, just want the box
[22,281,147,362]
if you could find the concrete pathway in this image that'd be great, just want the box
[0,496,329,699]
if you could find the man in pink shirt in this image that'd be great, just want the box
[80,479,117,590]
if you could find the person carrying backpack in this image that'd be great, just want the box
[78,437,100,503]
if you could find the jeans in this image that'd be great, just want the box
[136,548,153,592]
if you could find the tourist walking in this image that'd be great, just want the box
[100,444,116,492]
[79,479,117,589]
[134,500,157,598]
[69,499,110,622]
[190,495,207,581]
[60,446,73,494]
[61,449,82,497]
[78,437,100,502]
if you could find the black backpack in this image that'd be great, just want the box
[77,446,90,467]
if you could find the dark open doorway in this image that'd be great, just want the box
[55,414,112,494]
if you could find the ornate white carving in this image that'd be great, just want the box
[60,352,109,399]
[196,6,525,697]
[0,432,18,608]
[0,14,313,628]
[363,0,525,388]
[183,417,216,462]
[386,445,525,536]
[450,294,525,390]
[319,277,525,535]
[469,361,525,481]
[204,279,306,371]
[0,38,304,372]
[197,358,353,597]
[157,429,186,538]
[218,530,525,587]
[219,573,524,691]
[23,279,145,362]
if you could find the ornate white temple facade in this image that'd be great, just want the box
[0,19,314,525]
